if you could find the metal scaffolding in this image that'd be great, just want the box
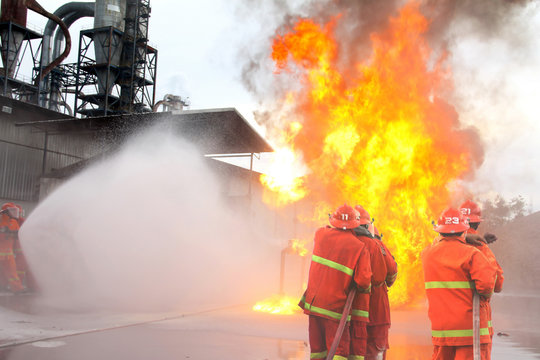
[0,21,43,103]
[73,26,123,117]
[68,1,157,118]
[119,0,156,114]
[0,1,158,118]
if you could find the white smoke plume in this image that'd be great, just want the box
[19,127,278,312]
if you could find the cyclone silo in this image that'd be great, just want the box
[118,0,151,113]
[74,0,155,116]
[0,0,27,79]
[91,0,126,113]
[0,0,69,102]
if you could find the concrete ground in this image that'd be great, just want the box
[0,294,538,360]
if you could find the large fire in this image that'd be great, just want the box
[259,2,480,307]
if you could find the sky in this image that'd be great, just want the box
[446,3,540,211]
[25,0,540,212]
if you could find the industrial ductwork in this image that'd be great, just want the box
[0,0,71,85]
[42,2,94,73]
[42,2,95,109]
[0,0,156,115]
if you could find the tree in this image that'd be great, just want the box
[480,195,529,230]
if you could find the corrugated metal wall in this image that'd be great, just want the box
[0,101,99,203]
[43,133,99,174]
[0,141,43,201]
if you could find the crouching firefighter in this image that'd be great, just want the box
[299,204,372,360]
[422,207,496,360]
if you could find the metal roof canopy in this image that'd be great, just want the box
[0,95,73,122]
[15,108,273,154]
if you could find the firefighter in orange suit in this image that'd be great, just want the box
[460,200,503,360]
[0,203,24,293]
[13,203,37,292]
[299,204,372,360]
[348,205,387,360]
[422,207,496,360]
[366,225,398,360]
[12,204,27,286]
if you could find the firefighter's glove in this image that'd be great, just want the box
[465,234,485,246]
[353,226,373,238]
[484,233,498,244]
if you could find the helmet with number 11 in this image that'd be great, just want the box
[329,204,361,230]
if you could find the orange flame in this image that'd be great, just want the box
[288,238,309,257]
[260,148,307,207]
[261,2,480,307]
[260,122,308,207]
[252,294,301,315]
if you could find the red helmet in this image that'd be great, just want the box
[354,205,372,225]
[330,204,361,229]
[434,207,469,234]
[1,202,15,211]
[459,199,483,223]
[1,202,19,219]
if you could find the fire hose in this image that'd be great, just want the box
[326,288,356,360]
[473,291,480,360]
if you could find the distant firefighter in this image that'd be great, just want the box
[12,203,28,287]
[460,199,504,360]
[0,202,25,293]
[299,204,372,360]
[12,203,37,292]
[422,207,496,360]
[349,205,388,360]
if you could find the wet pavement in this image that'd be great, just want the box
[491,293,540,358]
[0,294,538,359]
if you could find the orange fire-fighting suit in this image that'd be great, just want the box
[350,226,387,360]
[13,215,37,291]
[0,214,24,293]
[467,227,504,359]
[299,226,372,360]
[422,234,496,360]
[366,235,398,360]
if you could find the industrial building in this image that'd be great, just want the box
[0,0,274,213]
[0,3,318,359]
